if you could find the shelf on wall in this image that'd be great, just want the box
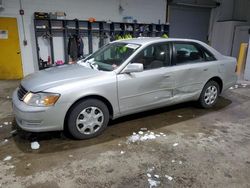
[34,18,169,70]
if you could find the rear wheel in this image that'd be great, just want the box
[199,81,220,108]
[67,99,109,139]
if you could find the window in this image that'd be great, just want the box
[173,42,216,65]
[83,43,140,71]
[131,43,170,70]
[203,49,216,61]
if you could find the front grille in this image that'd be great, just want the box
[17,85,28,101]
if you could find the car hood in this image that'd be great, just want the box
[21,64,103,92]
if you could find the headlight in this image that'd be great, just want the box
[23,92,60,107]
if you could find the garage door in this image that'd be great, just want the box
[169,5,211,42]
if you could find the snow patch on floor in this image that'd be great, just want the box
[231,84,249,89]
[3,156,12,161]
[10,130,17,134]
[31,141,40,150]
[173,143,179,147]
[154,174,160,178]
[138,131,143,135]
[9,165,15,169]
[127,130,166,143]
[146,166,175,187]
[148,178,160,188]
[165,174,173,181]
[229,84,248,90]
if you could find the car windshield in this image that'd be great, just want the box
[78,42,140,71]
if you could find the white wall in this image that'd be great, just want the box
[208,0,250,56]
[244,36,250,80]
[208,0,234,41]
[0,0,166,76]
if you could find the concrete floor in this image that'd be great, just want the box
[0,80,250,188]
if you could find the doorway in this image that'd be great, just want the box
[0,17,23,79]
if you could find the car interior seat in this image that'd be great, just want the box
[189,52,202,61]
[149,47,164,69]
[176,50,189,64]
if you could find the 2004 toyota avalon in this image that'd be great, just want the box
[12,38,237,139]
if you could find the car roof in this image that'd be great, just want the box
[112,37,223,59]
[111,37,224,62]
[113,37,203,45]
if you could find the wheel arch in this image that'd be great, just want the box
[206,76,223,93]
[64,95,114,130]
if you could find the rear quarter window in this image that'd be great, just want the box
[201,47,217,61]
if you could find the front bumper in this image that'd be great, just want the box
[12,89,66,132]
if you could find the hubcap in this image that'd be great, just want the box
[204,85,218,105]
[76,107,104,135]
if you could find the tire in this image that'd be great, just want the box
[198,80,220,109]
[67,99,109,139]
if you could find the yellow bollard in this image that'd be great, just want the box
[236,43,248,76]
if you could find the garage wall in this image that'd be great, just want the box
[208,0,250,57]
[168,0,239,43]
[209,0,250,23]
[209,0,250,41]
[0,0,166,76]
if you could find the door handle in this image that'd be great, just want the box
[17,51,21,54]
[203,68,208,71]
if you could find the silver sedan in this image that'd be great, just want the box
[12,38,237,139]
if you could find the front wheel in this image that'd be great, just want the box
[199,81,220,108]
[67,99,109,139]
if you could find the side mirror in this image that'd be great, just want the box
[122,63,143,73]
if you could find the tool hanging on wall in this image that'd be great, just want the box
[42,31,52,39]
[68,34,84,62]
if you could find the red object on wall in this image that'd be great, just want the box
[48,56,51,65]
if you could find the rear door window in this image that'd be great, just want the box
[173,43,205,65]
[173,42,216,65]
